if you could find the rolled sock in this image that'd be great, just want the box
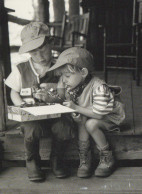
[97,142,109,151]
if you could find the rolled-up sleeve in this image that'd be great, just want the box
[5,66,21,92]
[92,84,114,115]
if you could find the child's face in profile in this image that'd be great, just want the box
[61,67,85,91]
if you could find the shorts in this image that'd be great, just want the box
[100,118,120,133]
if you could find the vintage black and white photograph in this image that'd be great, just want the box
[0,0,142,193]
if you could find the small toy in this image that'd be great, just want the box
[20,83,64,107]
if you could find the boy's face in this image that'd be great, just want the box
[62,70,84,90]
[29,41,52,66]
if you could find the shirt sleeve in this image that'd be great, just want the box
[5,66,21,92]
[92,84,114,115]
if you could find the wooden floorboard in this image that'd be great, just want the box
[0,167,142,193]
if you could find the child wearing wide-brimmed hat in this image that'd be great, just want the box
[48,47,125,178]
[5,22,76,182]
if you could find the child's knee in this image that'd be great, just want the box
[51,116,76,141]
[85,119,101,133]
[22,121,42,142]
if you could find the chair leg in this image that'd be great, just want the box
[103,27,108,83]
[104,69,108,83]
[135,24,140,86]
[136,71,140,86]
[136,77,140,86]
[135,58,140,86]
[132,70,136,80]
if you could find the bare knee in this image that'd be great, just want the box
[85,119,102,134]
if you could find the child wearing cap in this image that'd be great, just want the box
[48,47,125,178]
[5,22,76,182]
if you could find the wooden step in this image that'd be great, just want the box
[1,127,142,161]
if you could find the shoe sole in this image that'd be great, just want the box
[29,177,45,182]
[53,172,68,179]
[95,172,112,177]
[55,175,68,178]
[77,172,92,178]
[95,166,116,177]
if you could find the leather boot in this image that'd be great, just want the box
[95,150,115,177]
[24,140,45,182]
[77,140,92,178]
[51,140,67,178]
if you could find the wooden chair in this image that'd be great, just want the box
[47,12,67,58]
[51,12,90,56]
[103,0,142,86]
[65,12,90,48]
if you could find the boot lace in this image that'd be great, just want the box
[80,150,87,164]
[99,151,111,167]
[78,141,90,166]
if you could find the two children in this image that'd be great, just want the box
[5,22,75,182]
[48,47,125,178]
[5,20,125,180]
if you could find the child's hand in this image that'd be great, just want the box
[57,76,65,89]
[33,90,46,101]
[71,113,82,122]
[40,83,57,90]
[63,101,76,110]
[33,89,63,103]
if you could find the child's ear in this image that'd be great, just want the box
[81,68,88,78]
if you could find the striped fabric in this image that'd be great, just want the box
[92,84,114,115]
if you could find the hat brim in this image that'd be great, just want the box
[19,36,45,54]
[48,61,65,72]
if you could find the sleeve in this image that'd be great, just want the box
[5,66,22,92]
[92,84,114,115]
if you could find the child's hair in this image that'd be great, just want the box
[55,63,83,77]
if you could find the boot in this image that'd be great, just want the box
[95,150,115,177]
[51,140,67,178]
[25,140,45,182]
[77,140,92,178]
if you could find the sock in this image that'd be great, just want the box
[97,142,109,151]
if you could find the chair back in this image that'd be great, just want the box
[103,0,141,86]
[63,12,90,48]
[105,0,138,44]
[48,12,67,47]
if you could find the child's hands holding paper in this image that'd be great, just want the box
[63,100,76,110]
